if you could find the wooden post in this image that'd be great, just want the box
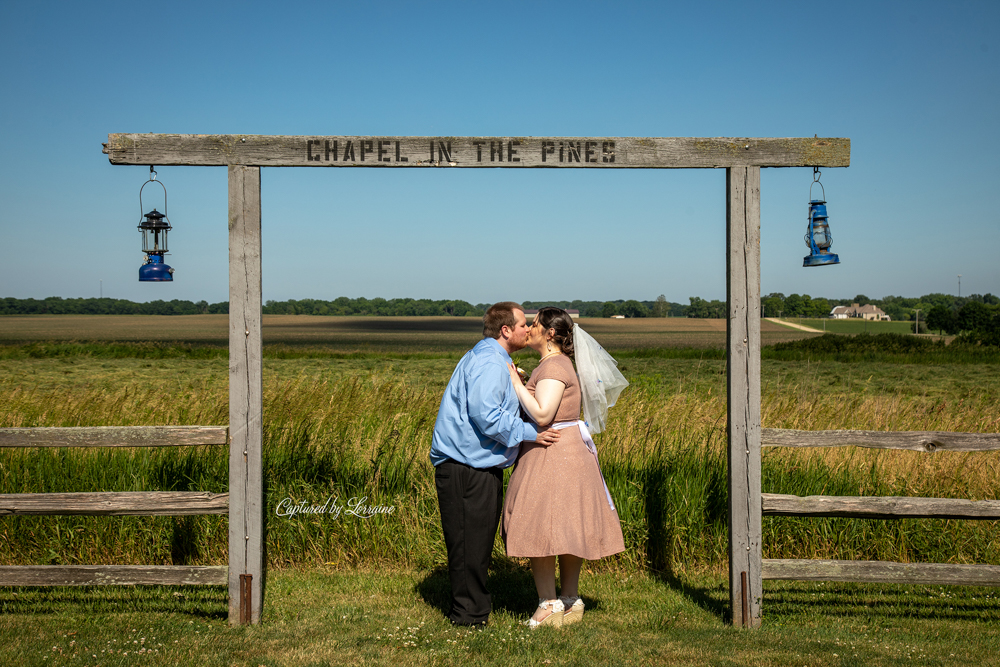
[726,166,762,627]
[228,165,263,625]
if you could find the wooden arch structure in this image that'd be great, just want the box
[100,133,851,626]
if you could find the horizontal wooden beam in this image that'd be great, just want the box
[0,565,227,586]
[0,491,229,516]
[0,426,228,448]
[104,134,850,169]
[763,493,1000,520]
[763,559,1000,586]
[762,428,1000,452]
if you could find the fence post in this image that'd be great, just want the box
[726,166,762,627]
[228,165,264,625]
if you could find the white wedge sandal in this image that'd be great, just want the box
[561,596,585,625]
[526,598,564,628]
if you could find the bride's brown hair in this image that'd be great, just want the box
[535,307,574,358]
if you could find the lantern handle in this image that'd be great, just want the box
[809,167,825,202]
[138,166,169,223]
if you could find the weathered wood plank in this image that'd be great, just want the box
[763,559,1000,586]
[0,426,228,448]
[763,493,1000,520]
[762,428,1000,452]
[727,166,762,628]
[0,492,228,516]
[0,565,227,587]
[228,165,264,625]
[104,134,850,169]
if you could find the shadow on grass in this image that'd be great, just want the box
[415,559,606,621]
[762,581,1000,621]
[643,463,732,624]
[0,586,227,620]
[650,569,731,622]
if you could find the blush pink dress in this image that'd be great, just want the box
[502,354,625,559]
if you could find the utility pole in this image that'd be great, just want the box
[914,308,921,335]
[958,275,962,298]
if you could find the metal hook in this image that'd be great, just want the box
[139,165,169,222]
[809,167,825,201]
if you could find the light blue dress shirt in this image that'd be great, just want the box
[430,337,540,469]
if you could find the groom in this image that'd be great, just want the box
[430,301,560,625]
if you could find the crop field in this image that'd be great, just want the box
[0,314,815,351]
[2,314,999,663]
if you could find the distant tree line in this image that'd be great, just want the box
[3,294,996,335]
[759,292,1000,323]
[925,300,1000,341]
[262,297,481,316]
[0,296,690,319]
[521,297,685,319]
[267,297,689,318]
[0,297,228,315]
[527,294,1000,322]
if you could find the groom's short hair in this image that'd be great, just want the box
[483,302,523,339]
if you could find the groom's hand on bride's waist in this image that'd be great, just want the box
[533,429,560,446]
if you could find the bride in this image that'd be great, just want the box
[501,307,628,628]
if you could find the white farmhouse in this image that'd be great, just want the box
[829,303,890,321]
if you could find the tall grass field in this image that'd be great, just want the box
[2,324,998,575]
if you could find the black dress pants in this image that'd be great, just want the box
[435,459,504,625]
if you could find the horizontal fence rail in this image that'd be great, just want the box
[104,134,851,169]
[762,493,1000,520]
[761,428,1000,592]
[763,560,1000,586]
[0,426,229,448]
[0,565,228,587]
[762,428,1000,452]
[0,492,229,516]
[0,426,230,590]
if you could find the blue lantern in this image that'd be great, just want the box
[803,167,840,267]
[138,167,174,281]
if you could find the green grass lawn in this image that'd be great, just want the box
[2,568,998,666]
[778,318,917,335]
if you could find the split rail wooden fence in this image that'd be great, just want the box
[94,132,854,627]
[760,428,1000,588]
[89,132,999,628]
[0,426,230,587]
[11,131,992,628]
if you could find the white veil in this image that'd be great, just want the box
[573,323,629,434]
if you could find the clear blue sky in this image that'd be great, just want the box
[1,1,997,306]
